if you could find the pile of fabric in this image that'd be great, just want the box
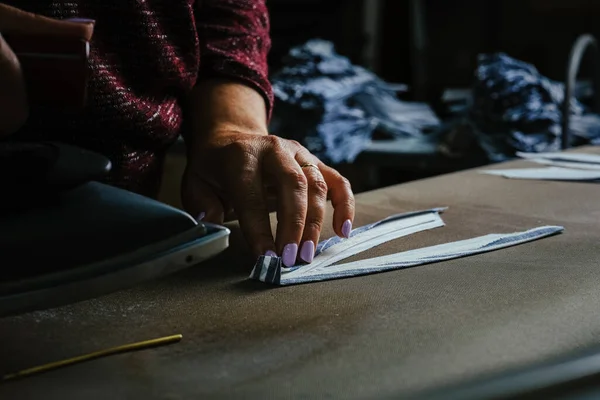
[468,53,600,161]
[269,40,441,164]
[270,41,600,164]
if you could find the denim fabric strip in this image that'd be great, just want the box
[250,208,446,284]
[250,222,564,286]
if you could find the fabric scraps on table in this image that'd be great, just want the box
[442,53,600,162]
[526,159,600,171]
[470,53,585,161]
[249,209,564,286]
[480,167,600,181]
[480,152,600,181]
[269,40,440,164]
[516,152,600,165]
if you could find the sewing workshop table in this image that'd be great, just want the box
[2,146,600,399]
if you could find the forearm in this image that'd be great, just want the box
[186,78,269,150]
[191,0,272,149]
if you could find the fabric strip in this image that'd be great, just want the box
[249,212,564,286]
[249,208,447,285]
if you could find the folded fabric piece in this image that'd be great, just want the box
[526,158,600,171]
[480,167,600,181]
[310,208,446,267]
[481,152,600,181]
[249,210,564,286]
[250,208,446,285]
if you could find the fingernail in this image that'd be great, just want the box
[341,219,352,238]
[196,212,206,221]
[282,243,298,267]
[265,250,277,258]
[66,18,96,24]
[299,241,315,263]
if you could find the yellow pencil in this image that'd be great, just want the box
[2,334,182,382]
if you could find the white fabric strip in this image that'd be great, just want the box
[526,159,600,170]
[517,152,600,165]
[283,211,445,279]
[278,225,564,285]
[480,167,600,181]
[259,258,270,281]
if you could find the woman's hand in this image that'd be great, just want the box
[182,132,355,266]
[0,3,94,136]
[182,80,355,267]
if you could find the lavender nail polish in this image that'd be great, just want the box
[300,241,315,263]
[66,18,96,24]
[341,219,352,238]
[265,250,277,258]
[282,243,298,267]
[196,212,206,221]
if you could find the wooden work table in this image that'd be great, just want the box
[1,147,600,399]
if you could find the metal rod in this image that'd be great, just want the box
[561,34,599,150]
[362,0,384,73]
[409,0,428,101]
[2,334,183,382]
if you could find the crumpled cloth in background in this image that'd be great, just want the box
[468,53,599,161]
[269,40,441,164]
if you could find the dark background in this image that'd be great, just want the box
[265,0,600,192]
[268,0,599,96]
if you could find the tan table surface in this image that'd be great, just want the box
[1,147,600,399]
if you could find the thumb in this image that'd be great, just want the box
[181,170,225,225]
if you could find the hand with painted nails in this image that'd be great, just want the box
[183,133,355,267]
[182,81,355,267]
[0,3,94,136]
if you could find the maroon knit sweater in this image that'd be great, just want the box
[7,0,273,197]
